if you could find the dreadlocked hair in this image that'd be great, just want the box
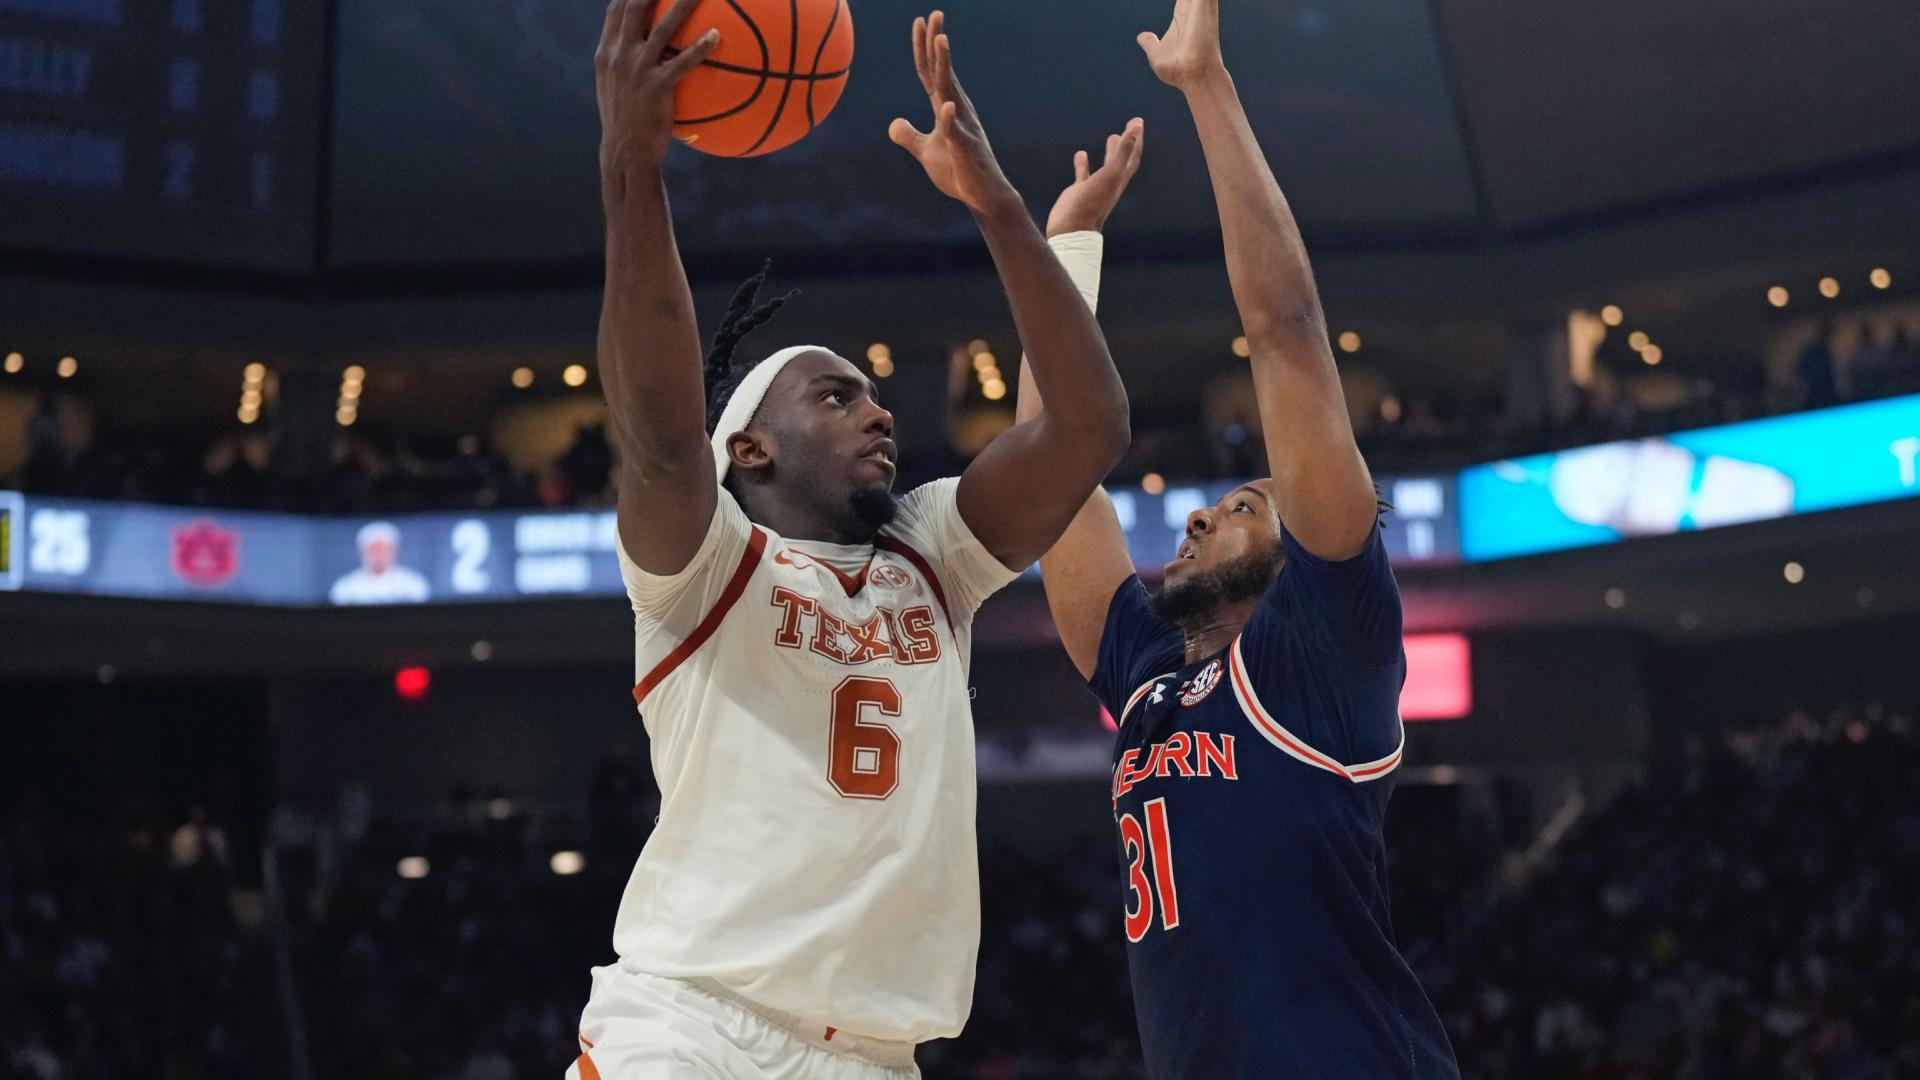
[703,259,800,431]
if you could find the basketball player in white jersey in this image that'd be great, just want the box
[580,2,1144,1076]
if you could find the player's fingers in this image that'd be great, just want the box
[1074,149,1090,183]
[934,99,957,141]
[1122,119,1145,175]
[624,0,658,48]
[934,32,954,97]
[1135,31,1159,57]
[1104,132,1121,168]
[661,28,720,81]
[642,0,700,64]
[911,16,935,94]
[599,0,627,59]
[888,117,928,156]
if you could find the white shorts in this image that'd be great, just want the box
[567,964,922,1080]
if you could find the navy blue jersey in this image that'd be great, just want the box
[1088,526,1458,1079]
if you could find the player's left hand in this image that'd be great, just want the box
[1045,118,1146,237]
[889,11,1022,219]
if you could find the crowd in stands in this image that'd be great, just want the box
[1414,702,1920,1080]
[9,317,1920,512]
[10,697,1920,1077]
[274,698,1920,1080]
[0,796,257,1080]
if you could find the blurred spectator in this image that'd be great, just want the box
[1796,321,1838,408]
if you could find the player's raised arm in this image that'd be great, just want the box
[596,0,723,574]
[1011,135,1146,680]
[1139,0,1377,560]
[889,11,1133,572]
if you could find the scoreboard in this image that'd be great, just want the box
[0,480,1465,607]
[0,0,321,269]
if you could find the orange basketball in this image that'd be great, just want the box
[651,0,854,158]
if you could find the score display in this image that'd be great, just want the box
[0,479,1462,607]
[0,0,320,269]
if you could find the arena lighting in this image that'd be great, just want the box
[343,364,365,382]
[1604,587,1626,610]
[244,362,265,382]
[872,357,894,378]
[563,364,589,387]
[1641,344,1663,365]
[1783,561,1805,584]
[550,851,586,876]
[966,338,989,356]
[1401,634,1472,720]
[1869,268,1892,290]
[866,342,891,363]
[1337,331,1362,353]
[396,856,430,880]
[1141,472,1166,495]
[470,639,494,661]
[1628,331,1650,351]
[1768,286,1790,308]
[511,367,534,389]
[1600,305,1624,326]
[3,352,21,373]
[972,351,996,373]
[336,406,357,427]
[486,797,513,819]
[1379,396,1402,423]
[238,406,258,424]
[1819,277,1841,299]
[1231,335,1250,358]
[395,665,431,700]
[981,378,1007,401]
[57,356,77,378]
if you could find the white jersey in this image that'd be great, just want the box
[613,478,1021,1045]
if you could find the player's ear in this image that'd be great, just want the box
[727,430,774,475]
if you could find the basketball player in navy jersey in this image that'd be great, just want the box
[1014,0,1460,1075]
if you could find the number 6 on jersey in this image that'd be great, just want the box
[829,676,902,799]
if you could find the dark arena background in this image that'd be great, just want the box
[5,0,1920,1076]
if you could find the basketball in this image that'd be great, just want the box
[651,0,854,158]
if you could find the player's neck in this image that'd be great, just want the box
[1181,597,1259,664]
[743,490,877,547]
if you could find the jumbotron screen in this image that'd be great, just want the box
[0,0,323,269]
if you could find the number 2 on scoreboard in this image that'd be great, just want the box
[1121,797,1179,941]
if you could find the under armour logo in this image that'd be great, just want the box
[1148,681,1168,705]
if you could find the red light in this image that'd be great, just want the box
[1401,634,1471,720]
[395,666,431,701]
[1099,707,1118,732]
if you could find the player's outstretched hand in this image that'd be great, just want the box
[1137,0,1225,90]
[889,11,1022,219]
[1045,118,1145,238]
[596,0,721,194]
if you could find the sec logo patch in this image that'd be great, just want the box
[1180,659,1223,706]
[869,563,914,591]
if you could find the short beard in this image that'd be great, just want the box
[849,486,900,532]
[1150,546,1284,632]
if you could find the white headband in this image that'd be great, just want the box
[710,345,823,482]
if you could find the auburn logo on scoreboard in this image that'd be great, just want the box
[171,519,241,587]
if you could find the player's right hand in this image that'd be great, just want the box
[888,11,1023,221]
[1136,0,1226,90]
[596,0,720,192]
